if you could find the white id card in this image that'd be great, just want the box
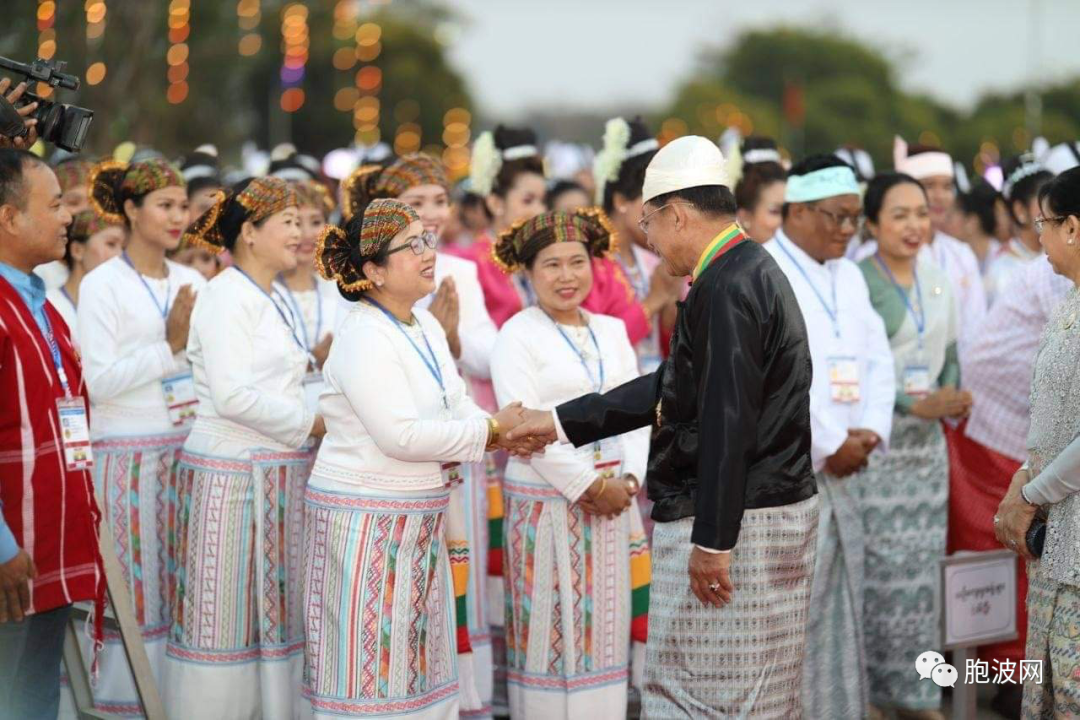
[162,372,198,427]
[57,397,94,471]
[903,365,932,397]
[302,372,325,416]
[827,356,860,404]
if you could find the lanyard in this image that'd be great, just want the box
[776,236,840,338]
[276,276,323,353]
[60,285,75,309]
[42,314,73,397]
[874,253,926,346]
[544,310,604,393]
[363,297,448,408]
[234,267,317,364]
[614,251,649,301]
[121,251,172,320]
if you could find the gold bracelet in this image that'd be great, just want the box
[485,417,500,451]
[590,476,608,501]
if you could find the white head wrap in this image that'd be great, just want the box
[784,166,860,203]
[641,136,729,205]
[894,135,953,180]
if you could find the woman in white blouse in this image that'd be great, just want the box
[274,179,338,413]
[78,157,203,713]
[46,209,123,332]
[489,208,651,720]
[306,198,528,719]
[164,177,325,720]
[339,155,502,715]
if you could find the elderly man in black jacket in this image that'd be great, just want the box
[507,135,819,717]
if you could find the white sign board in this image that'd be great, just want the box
[939,550,1018,651]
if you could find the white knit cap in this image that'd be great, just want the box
[641,135,729,204]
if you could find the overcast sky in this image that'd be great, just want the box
[445,0,1080,119]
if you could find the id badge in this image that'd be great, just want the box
[442,462,463,489]
[827,356,860,404]
[903,365,932,397]
[302,372,325,416]
[56,397,94,471]
[161,372,198,427]
[594,445,621,479]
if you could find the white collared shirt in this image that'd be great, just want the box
[765,230,895,471]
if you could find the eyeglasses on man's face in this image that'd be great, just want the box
[811,204,862,230]
[386,231,439,256]
[637,202,693,235]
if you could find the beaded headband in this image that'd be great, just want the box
[492,206,616,274]
[89,158,185,223]
[340,154,448,222]
[182,177,298,255]
[316,198,420,293]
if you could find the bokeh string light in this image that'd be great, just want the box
[36,1,56,97]
[166,0,190,104]
[237,0,262,56]
[279,3,308,113]
[352,20,382,145]
[442,107,472,180]
[85,0,107,85]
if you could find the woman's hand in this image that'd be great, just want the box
[428,278,461,359]
[994,467,1037,560]
[578,475,632,519]
[166,285,197,354]
[312,332,333,369]
[309,414,327,439]
[911,388,972,420]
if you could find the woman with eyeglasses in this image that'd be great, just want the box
[164,178,326,720]
[305,198,532,718]
[993,166,1080,718]
[852,172,970,719]
[338,153,503,717]
[489,208,650,720]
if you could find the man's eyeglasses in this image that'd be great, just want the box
[386,231,438,256]
[812,205,862,230]
[1034,216,1069,234]
[638,202,693,235]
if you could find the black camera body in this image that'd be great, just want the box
[0,57,93,152]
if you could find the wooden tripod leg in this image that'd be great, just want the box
[97,521,167,720]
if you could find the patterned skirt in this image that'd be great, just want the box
[86,430,188,717]
[643,496,818,719]
[302,483,459,719]
[1021,560,1080,718]
[461,457,494,719]
[164,447,312,720]
[501,470,647,720]
[849,414,949,711]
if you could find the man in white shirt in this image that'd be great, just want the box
[765,155,895,719]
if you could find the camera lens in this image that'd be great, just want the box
[36,102,63,143]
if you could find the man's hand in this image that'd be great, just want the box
[849,429,881,454]
[490,403,547,458]
[824,433,870,478]
[428,278,461,359]
[504,408,558,447]
[0,549,37,623]
[0,79,39,150]
[688,546,733,608]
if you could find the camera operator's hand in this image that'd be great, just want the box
[0,79,38,149]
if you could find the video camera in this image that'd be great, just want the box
[0,56,93,152]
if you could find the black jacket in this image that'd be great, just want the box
[556,239,816,550]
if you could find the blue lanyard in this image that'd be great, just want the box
[614,251,650,301]
[545,310,604,392]
[42,314,72,397]
[364,297,448,408]
[276,276,323,353]
[234,267,315,363]
[874,253,926,346]
[60,285,75,309]
[121,251,172,319]
[777,236,840,338]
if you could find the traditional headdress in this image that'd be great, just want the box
[68,208,122,244]
[89,157,185,223]
[641,136,730,205]
[492,207,615,274]
[835,146,875,183]
[293,179,336,215]
[1035,137,1080,176]
[182,176,298,255]
[1001,152,1047,201]
[268,143,320,182]
[180,144,221,183]
[593,117,660,204]
[53,158,92,194]
[784,165,861,203]
[893,136,953,180]
[316,198,420,293]
[340,153,448,222]
[469,125,540,197]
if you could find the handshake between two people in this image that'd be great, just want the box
[488,404,640,519]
